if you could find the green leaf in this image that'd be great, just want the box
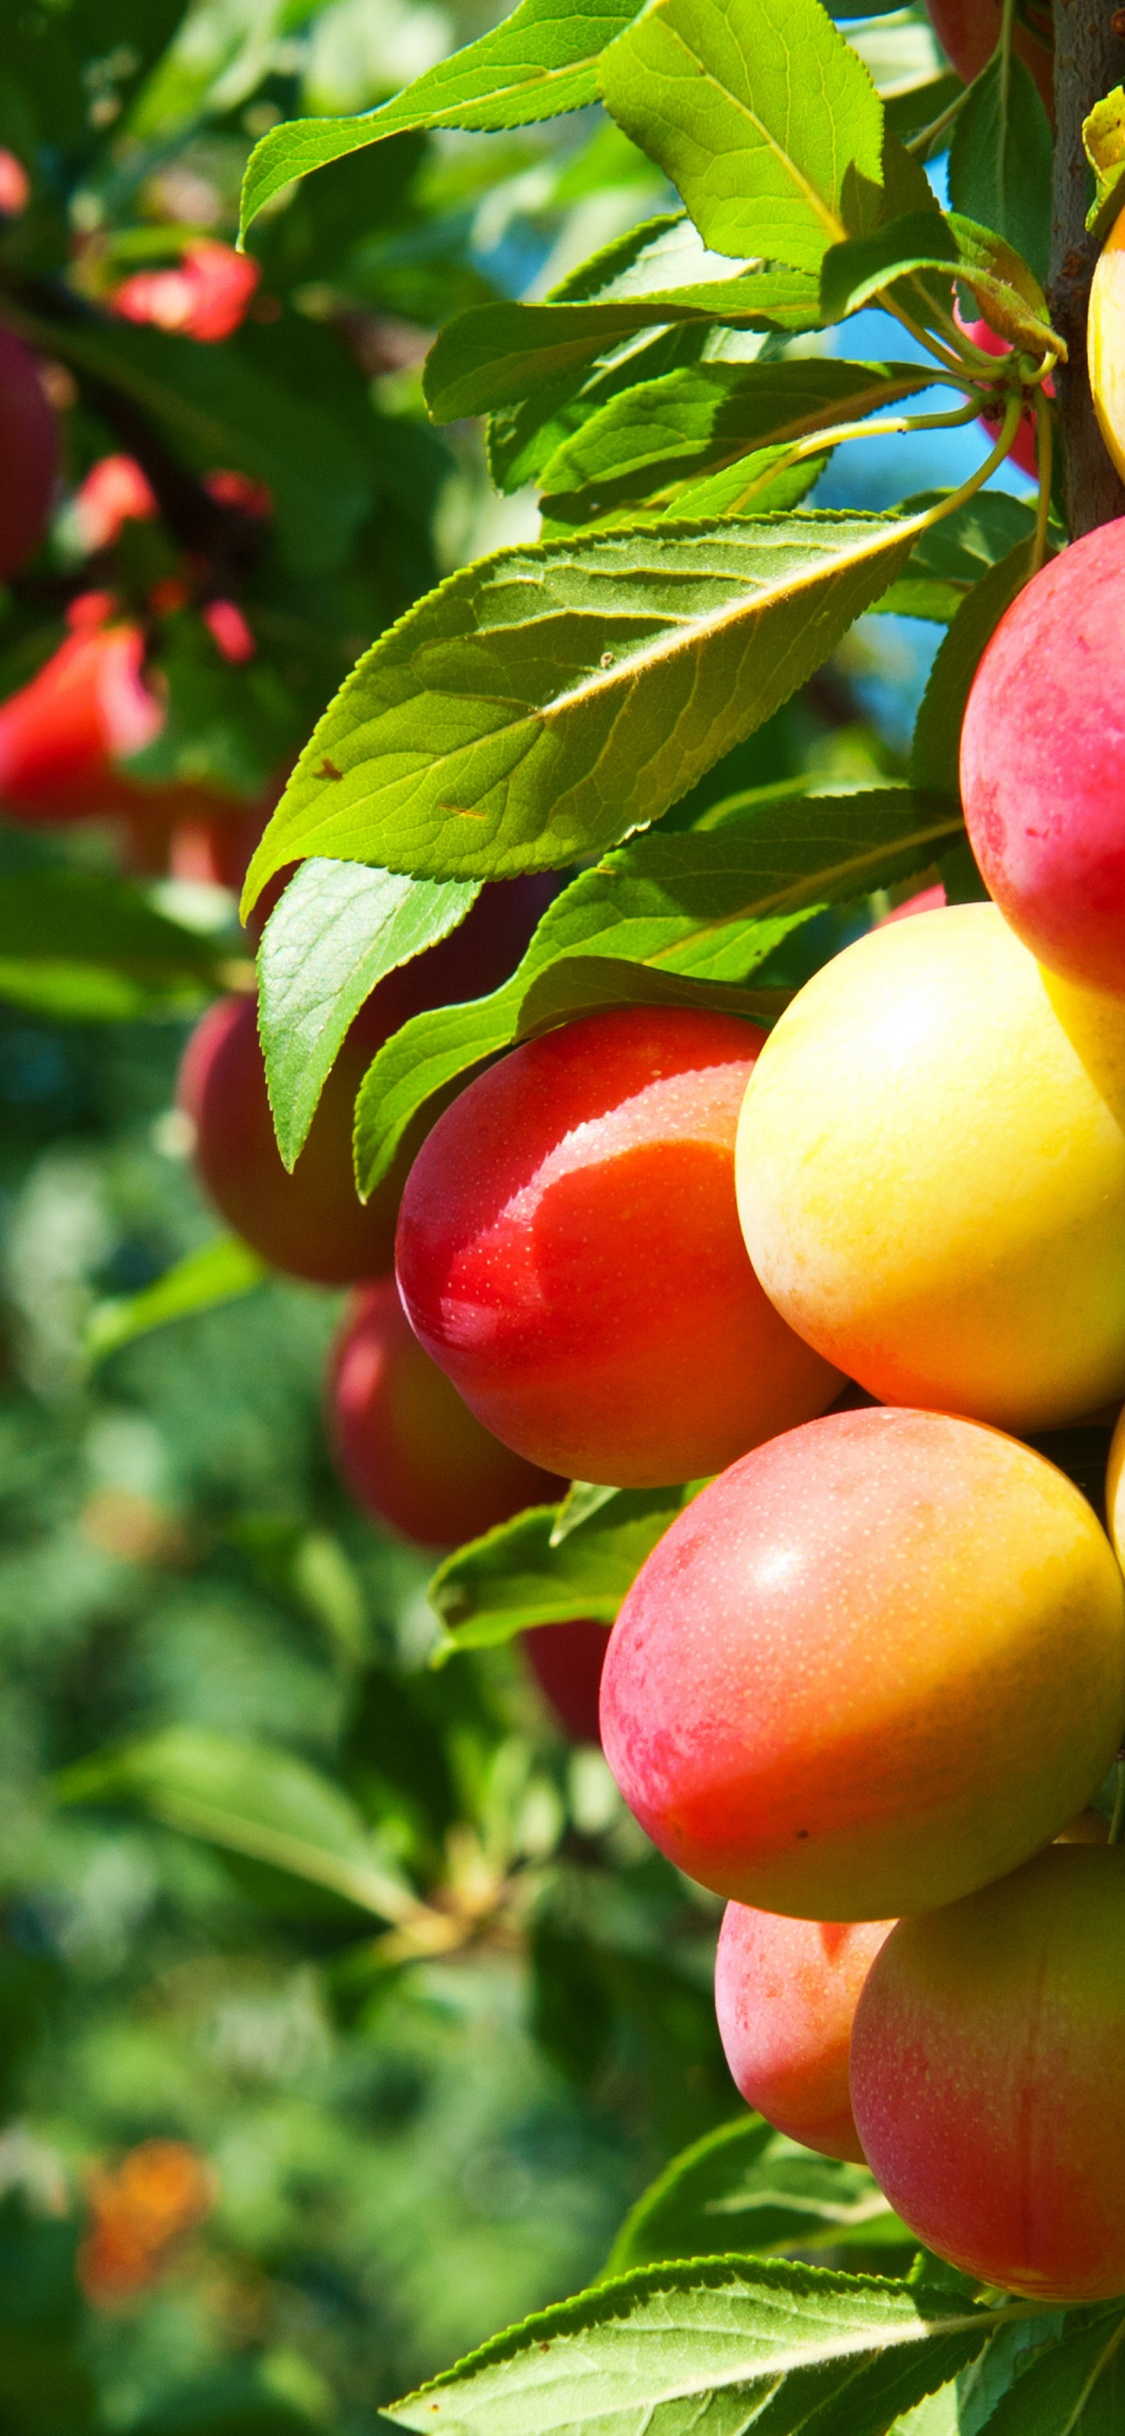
[820,209,1061,353]
[0,868,224,1022]
[1084,87,1125,241]
[242,511,922,907]
[382,2254,1030,2435]
[257,859,479,1170]
[910,533,1040,797]
[352,784,961,1194]
[598,0,886,273]
[84,1236,268,1368]
[56,1728,417,1922]
[537,359,935,527]
[429,1485,696,1652]
[873,489,1038,622]
[239,0,645,239]
[948,56,1052,290]
[605,2116,912,2277]
[973,2308,1125,2433]
[424,269,821,424]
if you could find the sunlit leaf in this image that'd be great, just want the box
[240,0,646,238]
[242,512,921,906]
[257,859,478,1169]
[599,0,885,272]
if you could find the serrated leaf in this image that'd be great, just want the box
[1084,87,1125,241]
[429,1485,693,1650]
[257,859,478,1170]
[606,2116,911,2279]
[873,489,1037,622]
[424,268,821,423]
[974,2308,1125,2434]
[242,512,922,908]
[537,359,935,528]
[948,55,1052,289]
[820,209,1061,353]
[352,784,961,1195]
[84,1235,267,1368]
[599,0,885,273]
[382,2253,1032,2435]
[240,0,645,238]
[56,1728,417,1922]
[910,533,1039,797]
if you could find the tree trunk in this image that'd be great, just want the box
[1049,0,1125,533]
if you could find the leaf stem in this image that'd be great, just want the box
[712,394,984,519]
[905,87,970,157]
[905,388,1025,537]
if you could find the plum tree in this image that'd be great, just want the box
[851,1846,1125,2302]
[715,1907,894,2163]
[395,1006,842,1489]
[960,524,1125,994]
[523,1621,608,1745]
[179,880,551,1286]
[736,903,1125,1430]
[328,1276,562,1546]
[0,328,58,580]
[924,0,1053,110]
[599,1405,1125,1919]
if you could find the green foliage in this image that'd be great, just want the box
[85,1234,268,1365]
[240,0,645,237]
[242,513,919,900]
[605,2115,912,2274]
[948,57,1053,290]
[257,860,478,1168]
[58,1726,419,1920]
[382,2254,1017,2434]
[598,0,887,272]
[0,870,225,1021]
[429,1486,698,1650]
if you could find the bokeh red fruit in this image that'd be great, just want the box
[70,454,158,552]
[961,522,1125,993]
[0,615,163,819]
[852,1845,1125,2301]
[179,879,552,1286]
[329,1277,562,1546]
[715,1907,894,2162]
[599,1406,1125,1920]
[524,1620,608,1745]
[112,241,260,343]
[0,327,59,579]
[925,0,1053,113]
[395,1005,841,1489]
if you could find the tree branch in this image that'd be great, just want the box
[1049,0,1125,534]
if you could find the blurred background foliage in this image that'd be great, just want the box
[0,1,1026,2428]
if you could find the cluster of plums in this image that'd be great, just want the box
[179,515,1125,2305]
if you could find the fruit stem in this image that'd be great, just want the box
[1048,0,1125,534]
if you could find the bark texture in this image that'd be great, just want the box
[1049,0,1125,533]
